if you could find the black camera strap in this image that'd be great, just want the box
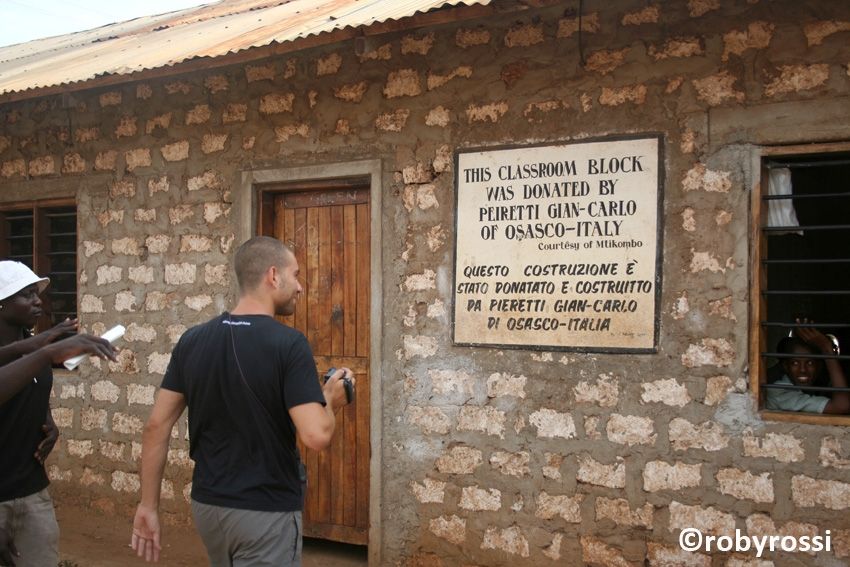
[226,314,304,479]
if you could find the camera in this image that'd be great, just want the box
[323,367,355,404]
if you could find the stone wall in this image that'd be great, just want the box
[1,0,850,564]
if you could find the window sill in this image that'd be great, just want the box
[760,410,850,426]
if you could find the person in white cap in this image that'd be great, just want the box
[0,261,117,567]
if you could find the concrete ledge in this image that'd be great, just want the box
[709,96,850,150]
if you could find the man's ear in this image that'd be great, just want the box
[267,265,281,289]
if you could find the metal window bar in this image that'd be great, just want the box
[761,322,850,328]
[763,224,850,232]
[762,291,850,295]
[766,158,850,168]
[763,192,850,200]
[762,259,850,264]
[763,352,850,361]
[763,383,850,393]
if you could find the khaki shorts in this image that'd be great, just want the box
[0,488,59,567]
[192,500,301,567]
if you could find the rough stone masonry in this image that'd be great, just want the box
[1,0,850,565]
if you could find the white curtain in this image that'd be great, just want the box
[767,167,802,236]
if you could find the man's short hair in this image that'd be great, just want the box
[234,237,292,291]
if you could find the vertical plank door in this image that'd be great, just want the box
[268,186,370,545]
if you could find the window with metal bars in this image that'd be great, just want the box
[0,202,77,332]
[755,151,850,421]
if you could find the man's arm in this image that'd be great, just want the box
[131,389,186,563]
[798,325,850,414]
[35,407,59,464]
[0,334,116,405]
[0,319,78,367]
[822,355,850,414]
[289,368,353,451]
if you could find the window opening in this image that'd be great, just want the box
[758,152,850,417]
[0,203,77,330]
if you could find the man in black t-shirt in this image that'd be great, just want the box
[131,237,354,565]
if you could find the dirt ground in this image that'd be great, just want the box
[56,503,368,566]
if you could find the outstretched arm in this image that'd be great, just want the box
[131,389,186,562]
[798,322,850,414]
[0,334,116,405]
[0,318,78,366]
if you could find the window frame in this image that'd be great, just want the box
[750,141,850,426]
[0,197,77,331]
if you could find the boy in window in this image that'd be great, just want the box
[766,321,850,414]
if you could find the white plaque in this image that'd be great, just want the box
[453,136,662,352]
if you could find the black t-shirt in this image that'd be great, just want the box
[161,313,324,512]
[0,362,52,501]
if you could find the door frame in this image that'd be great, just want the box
[238,159,383,563]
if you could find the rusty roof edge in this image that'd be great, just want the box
[0,1,498,105]
[0,7,211,64]
[0,1,307,64]
[0,0,484,67]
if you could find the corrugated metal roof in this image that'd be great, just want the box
[0,0,491,98]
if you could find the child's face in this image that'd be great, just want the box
[782,345,822,386]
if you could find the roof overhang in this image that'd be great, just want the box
[0,0,534,104]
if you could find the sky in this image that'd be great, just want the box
[0,0,213,47]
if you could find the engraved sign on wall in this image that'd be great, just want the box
[452,135,663,352]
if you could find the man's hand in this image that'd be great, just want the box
[0,526,19,567]
[796,318,835,354]
[35,418,59,464]
[131,504,162,562]
[322,367,355,410]
[45,334,117,365]
[30,318,79,350]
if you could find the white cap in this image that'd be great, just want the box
[0,261,50,301]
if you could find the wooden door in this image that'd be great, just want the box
[262,185,370,545]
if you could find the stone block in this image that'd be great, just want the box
[259,93,294,114]
[186,104,212,126]
[669,418,729,451]
[529,408,576,439]
[643,461,702,492]
[457,406,505,438]
[481,525,529,557]
[429,515,465,545]
[406,405,450,435]
[607,414,657,446]
[535,492,582,523]
[435,446,481,474]
[574,374,619,407]
[490,451,530,477]
[578,456,626,488]
[460,486,501,511]
[411,478,446,504]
